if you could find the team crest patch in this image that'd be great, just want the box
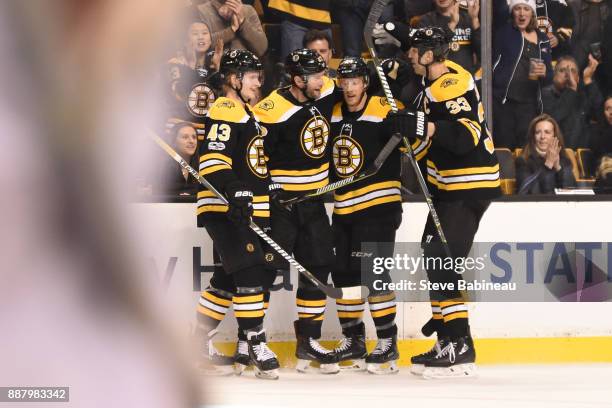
[450,42,460,52]
[265,253,274,262]
[441,78,458,88]
[379,97,389,106]
[187,83,215,117]
[259,100,274,111]
[246,243,255,252]
[218,100,235,109]
[292,54,300,62]
[230,50,238,58]
[426,29,433,36]
[300,115,330,158]
[246,136,268,178]
[333,135,363,177]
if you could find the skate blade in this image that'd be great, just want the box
[233,363,249,376]
[254,367,279,380]
[367,360,399,375]
[339,359,366,371]
[409,363,425,376]
[296,359,340,374]
[422,363,477,379]
[198,364,235,377]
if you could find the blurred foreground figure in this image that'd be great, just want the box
[0,1,201,406]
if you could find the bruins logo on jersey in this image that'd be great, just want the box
[218,100,235,109]
[247,136,268,178]
[259,100,275,111]
[441,78,458,88]
[187,83,215,117]
[379,97,389,107]
[301,115,330,159]
[333,136,363,177]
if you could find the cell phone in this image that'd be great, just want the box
[590,42,602,62]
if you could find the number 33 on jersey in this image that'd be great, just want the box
[417,60,500,200]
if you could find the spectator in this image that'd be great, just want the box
[156,122,200,198]
[542,54,603,148]
[516,114,576,194]
[535,0,575,61]
[594,155,612,193]
[196,0,268,57]
[412,0,481,73]
[303,29,337,77]
[165,19,222,137]
[268,0,332,59]
[332,0,395,57]
[568,0,611,69]
[493,0,553,149]
[590,95,612,173]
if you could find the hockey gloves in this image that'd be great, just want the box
[385,109,428,141]
[225,180,254,226]
[269,183,294,214]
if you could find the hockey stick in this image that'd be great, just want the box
[279,132,402,206]
[364,1,449,251]
[149,131,368,300]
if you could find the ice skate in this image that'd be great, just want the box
[246,329,280,380]
[365,335,399,374]
[422,336,477,379]
[333,332,367,371]
[294,320,339,374]
[197,328,235,376]
[410,340,442,376]
[233,339,251,375]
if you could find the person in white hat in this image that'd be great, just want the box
[492,0,553,149]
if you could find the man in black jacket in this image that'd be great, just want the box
[542,54,603,148]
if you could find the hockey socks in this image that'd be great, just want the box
[368,292,397,338]
[196,287,232,331]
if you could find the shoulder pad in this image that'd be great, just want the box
[208,97,249,123]
[252,89,300,124]
[426,62,474,102]
[358,96,404,122]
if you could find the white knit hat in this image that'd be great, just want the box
[508,0,536,14]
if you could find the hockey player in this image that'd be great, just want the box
[330,57,404,374]
[253,49,341,374]
[385,26,501,378]
[195,49,280,380]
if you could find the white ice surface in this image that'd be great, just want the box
[204,364,612,408]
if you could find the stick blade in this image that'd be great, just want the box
[323,285,370,300]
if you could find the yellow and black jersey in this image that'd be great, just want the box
[330,96,405,222]
[268,0,331,29]
[197,97,270,226]
[164,59,216,140]
[414,60,501,201]
[253,76,340,192]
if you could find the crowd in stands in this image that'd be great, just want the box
[141,0,612,200]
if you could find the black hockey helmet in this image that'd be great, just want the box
[337,56,369,86]
[410,26,454,60]
[219,49,263,78]
[285,48,326,78]
[337,57,368,79]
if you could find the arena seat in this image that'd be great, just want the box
[495,148,516,195]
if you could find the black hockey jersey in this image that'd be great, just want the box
[196,97,270,225]
[253,76,339,191]
[330,95,405,222]
[164,59,216,140]
[413,60,501,201]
